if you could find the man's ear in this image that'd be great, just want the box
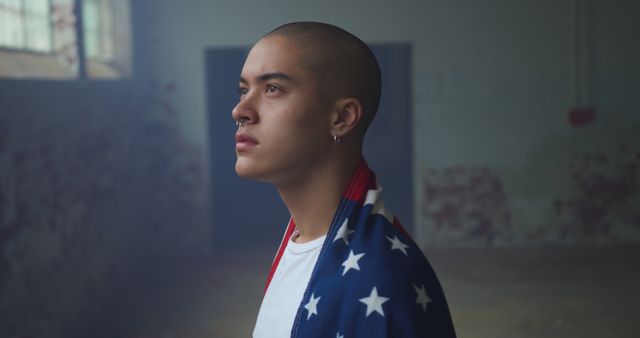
[331,97,363,137]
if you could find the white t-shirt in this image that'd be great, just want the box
[253,233,327,338]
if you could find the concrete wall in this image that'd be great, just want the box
[0,81,210,337]
[133,0,640,247]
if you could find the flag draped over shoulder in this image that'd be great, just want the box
[265,159,456,338]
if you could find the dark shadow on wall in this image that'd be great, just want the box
[0,80,210,338]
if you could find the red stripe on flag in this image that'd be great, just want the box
[344,158,377,203]
[264,219,296,293]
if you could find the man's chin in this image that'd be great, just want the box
[235,164,252,179]
[235,161,263,180]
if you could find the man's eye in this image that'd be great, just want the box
[238,87,248,96]
[266,85,280,94]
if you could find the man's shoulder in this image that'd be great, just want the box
[353,212,431,273]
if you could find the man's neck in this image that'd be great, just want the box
[276,155,361,243]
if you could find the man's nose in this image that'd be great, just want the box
[232,95,258,125]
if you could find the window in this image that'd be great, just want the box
[0,0,130,79]
[0,0,52,52]
[83,0,112,61]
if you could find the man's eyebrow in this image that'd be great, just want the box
[239,72,294,84]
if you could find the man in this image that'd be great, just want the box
[232,22,456,338]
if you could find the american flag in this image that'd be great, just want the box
[265,159,456,337]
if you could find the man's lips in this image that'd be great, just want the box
[235,134,258,151]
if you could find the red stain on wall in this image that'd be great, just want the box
[554,144,639,240]
[422,166,512,245]
[568,106,596,128]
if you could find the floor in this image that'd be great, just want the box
[90,245,640,338]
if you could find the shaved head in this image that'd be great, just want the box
[263,22,382,135]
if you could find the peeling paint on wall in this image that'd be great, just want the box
[553,144,640,242]
[420,120,640,247]
[421,166,512,246]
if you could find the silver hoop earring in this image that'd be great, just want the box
[333,135,341,145]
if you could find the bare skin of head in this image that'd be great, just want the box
[232,24,379,243]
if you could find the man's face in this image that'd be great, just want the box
[232,36,333,184]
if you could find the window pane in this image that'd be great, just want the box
[0,9,10,46]
[25,11,51,51]
[83,0,99,58]
[98,0,113,59]
[0,0,51,52]
[83,0,114,61]
[0,9,23,48]
[83,0,98,30]
[0,0,25,48]
[0,0,21,9]
[25,0,48,14]
[25,0,51,51]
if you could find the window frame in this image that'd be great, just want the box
[0,0,131,80]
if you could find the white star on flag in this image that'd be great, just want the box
[304,293,321,319]
[386,235,409,256]
[341,250,365,276]
[333,218,354,245]
[359,287,389,317]
[413,284,432,313]
[336,333,344,338]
